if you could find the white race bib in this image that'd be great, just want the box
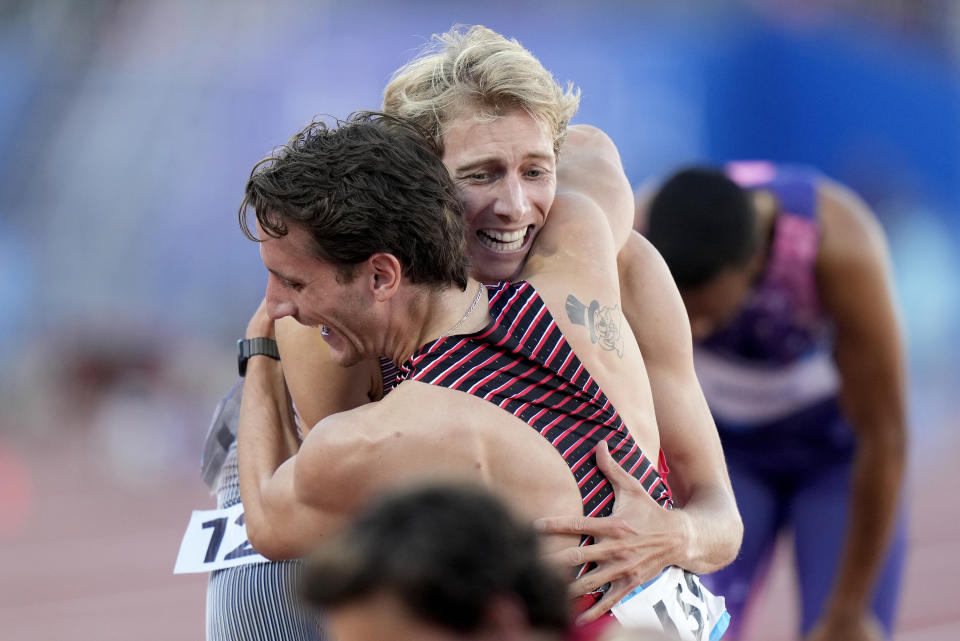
[174,503,271,574]
[611,566,730,641]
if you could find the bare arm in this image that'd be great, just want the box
[237,300,341,559]
[243,326,498,559]
[238,301,393,558]
[617,230,742,573]
[275,316,381,435]
[806,181,907,641]
[536,232,742,621]
[532,131,740,620]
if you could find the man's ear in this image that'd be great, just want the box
[367,253,403,301]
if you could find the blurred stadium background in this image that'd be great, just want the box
[0,0,957,639]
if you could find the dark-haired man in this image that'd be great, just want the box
[238,112,729,640]
[301,482,572,641]
[639,162,907,641]
[302,482,676,641]
[208,25,741,639]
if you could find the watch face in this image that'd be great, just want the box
[238,338,250,377]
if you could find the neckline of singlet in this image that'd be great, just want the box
[400,281,514,373]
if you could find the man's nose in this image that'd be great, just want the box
[265,278,296,320]
[492,174,531,223]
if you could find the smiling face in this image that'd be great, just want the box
[441,106,557,284]
[259,222,376,367]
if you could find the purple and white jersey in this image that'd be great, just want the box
[693,161,839,426]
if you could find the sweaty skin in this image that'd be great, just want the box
[251,121,742,621]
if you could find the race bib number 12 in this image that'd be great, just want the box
[174,503,271,574]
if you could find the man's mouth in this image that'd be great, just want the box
[476,226,534,252]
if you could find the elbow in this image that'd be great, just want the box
[710,490,744,568]
[724,507,745,566]
[677,485,744,572]
[245,517,293,561]
[714,484,744,568]
[244,519,274,559]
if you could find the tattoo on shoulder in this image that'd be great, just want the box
[564,295,624,358]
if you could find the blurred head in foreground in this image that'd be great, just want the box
[300,482,570,641]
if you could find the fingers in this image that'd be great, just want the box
[567,563,627,598]
[575,582,629,624]
[534,515,590,535]
[542,540,616,569]
[595,439,644,493]
[534,515,630,538]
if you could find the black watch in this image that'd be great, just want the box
[237,337,280,377]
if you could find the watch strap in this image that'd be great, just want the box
[237,337,280,377]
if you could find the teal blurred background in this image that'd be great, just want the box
[0,1,956,639]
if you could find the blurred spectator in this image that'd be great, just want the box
[301,482,672,641]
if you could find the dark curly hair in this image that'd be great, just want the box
[239,111,469,289]
[301,482,570,634]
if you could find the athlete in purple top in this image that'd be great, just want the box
[639,162,907,641]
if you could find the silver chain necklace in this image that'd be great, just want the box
[441,282,485,337]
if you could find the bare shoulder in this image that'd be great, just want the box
[557,124,634,249]
[563,124,620,160]
[295,382,490,506]
[557,125,627,203]
[817,178,890,264]
[814,177,898,331]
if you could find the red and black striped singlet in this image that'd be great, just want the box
[399,281,673,521]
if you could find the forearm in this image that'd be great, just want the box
[668,481,743,574]
[825,415,906,615]
[654,384,742,574]
[615,230,743,573]
[236,355,300,547]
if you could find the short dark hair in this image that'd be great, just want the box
[301,483,570,634]
[239,111,469,289]
[646,167,758,289]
